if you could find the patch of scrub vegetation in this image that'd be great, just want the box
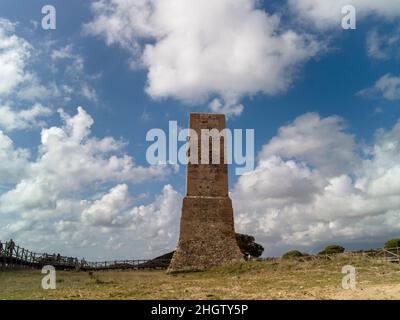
[318,245,345,255]
[282,250,306,259]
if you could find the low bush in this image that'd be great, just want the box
[318,245,345,255]
[282,250,304,259]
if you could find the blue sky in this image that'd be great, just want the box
[0,0,400,260]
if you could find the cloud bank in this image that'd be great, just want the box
[233,113,400,255]
[0,107,175,258]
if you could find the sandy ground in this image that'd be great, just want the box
[1,255,400,299]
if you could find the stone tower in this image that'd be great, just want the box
[168,113,243,273]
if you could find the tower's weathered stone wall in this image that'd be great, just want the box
[168,113,243,273]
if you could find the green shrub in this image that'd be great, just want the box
[384,238,400,249]
[282,250,304,259]
[318,245,345,255]
[235,233,264,258]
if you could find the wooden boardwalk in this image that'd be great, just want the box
[0,241,170,271]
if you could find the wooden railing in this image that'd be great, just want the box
[380,247,400,262]
[0,241,170,270]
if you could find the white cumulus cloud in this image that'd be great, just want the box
[367,28,400,60]
[0,107,168,217]
[84,0,321,116]
[288,0,400,30]
[0,104,52,131]
[358,74,400,101]
[233,112,400,255]
[0,131,30,184]
[82,184,132,227]
[0,107,175,259]
[260,113,357,176]
[0,18,32,96]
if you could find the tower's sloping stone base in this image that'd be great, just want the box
[168,196,243,273]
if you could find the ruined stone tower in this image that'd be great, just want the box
[168,113,243,273]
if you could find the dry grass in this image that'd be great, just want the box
[1,255,400,300]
